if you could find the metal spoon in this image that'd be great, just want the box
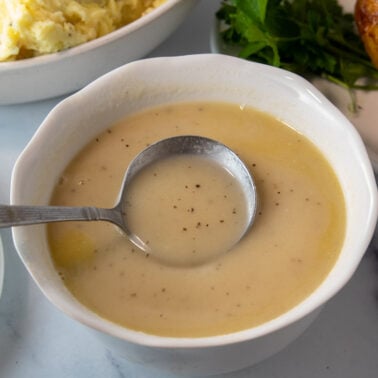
[0,135,257,254]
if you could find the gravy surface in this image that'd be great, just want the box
[48,102,346,337]
[124,154,249,266]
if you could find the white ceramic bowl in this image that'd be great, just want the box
[0,0,197,105]
[11,54,378,376]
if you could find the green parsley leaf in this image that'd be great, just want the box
[216,0,378,91]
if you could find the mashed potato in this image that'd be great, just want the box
[0,0,166,61]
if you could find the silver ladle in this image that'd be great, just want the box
[0,135,257,254]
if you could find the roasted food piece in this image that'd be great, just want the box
[355,0,378,68]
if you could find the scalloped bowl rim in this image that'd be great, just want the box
[11,54,378,349]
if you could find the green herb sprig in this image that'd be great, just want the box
[216,0,378,92]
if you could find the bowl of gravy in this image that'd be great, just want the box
[10,54,378,376]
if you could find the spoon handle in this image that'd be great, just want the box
[0,204,117,228]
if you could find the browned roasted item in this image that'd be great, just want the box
[355,0,378,68]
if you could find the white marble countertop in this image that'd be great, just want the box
[0,1,377,377]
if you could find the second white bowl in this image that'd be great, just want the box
[0,0,198,105]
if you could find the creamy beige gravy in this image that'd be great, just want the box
[48,102,346,337]
[124,154,249,266]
